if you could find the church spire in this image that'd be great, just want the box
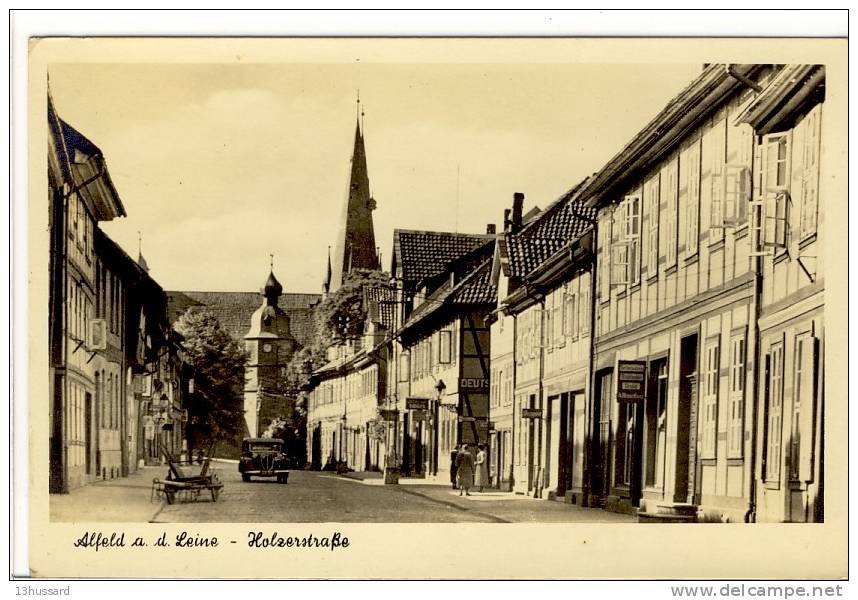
[323,246,332,294]
[329,96,379,292]
[136,231,149,272]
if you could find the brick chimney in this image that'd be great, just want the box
[503,209,512,232]
[512,192,525,233]
[486,224,496,235]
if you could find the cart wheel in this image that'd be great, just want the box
[211,487,220,502]
[165,490,175,505]
[242,474,250,482]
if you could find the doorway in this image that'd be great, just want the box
[677,333,699,503]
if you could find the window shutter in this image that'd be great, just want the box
[800,107,821,239]
[798,336,820,481]
[599,212,613,301]
[711,150,724,232]
[665,163,678,266]
[611,244,628,285]
[686,142,701,255]
[647,177,660,277]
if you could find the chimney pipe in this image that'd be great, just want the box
[512,192,525,232]
[503,209,512,232]
[486,224,496,235]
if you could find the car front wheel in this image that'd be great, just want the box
[277,474,288,484]
[242,474,250,482]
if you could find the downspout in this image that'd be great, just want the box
[536,291,546,498]
[510,312,517,490]
[583,228,598,506]
[745,184,764,524]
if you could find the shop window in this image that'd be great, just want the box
[701,338,720,459]
[791,333,819,482]
[727,333,747,458]
[764,340,785,482]
[645,360,668,488]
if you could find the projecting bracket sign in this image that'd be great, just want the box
[617,360,647,402]
[521,408,543,419]
[379,409,399,421]
[406,397,430,411]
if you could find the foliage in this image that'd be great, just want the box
[175,309,248,450]
[261,410,306,468]
[283,269,390,389]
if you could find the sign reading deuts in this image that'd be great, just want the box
[617,360,647,402]
[459,377,490,391]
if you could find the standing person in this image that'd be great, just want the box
[475,443,489,493]
[449,445,459,489]
[456,444,475,496]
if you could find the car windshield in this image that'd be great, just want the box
[248,443,281,453]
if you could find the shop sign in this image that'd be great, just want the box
[617,360,647,402]
[521,408,543,419]
[459,377,490,391]
[458,416,476,423]
[380,409,399,421]
[412,410,429,421]
[406,397,430,411]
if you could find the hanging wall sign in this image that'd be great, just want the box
[379,409,399,421]
[617,360,647,402]
[406,397,430,411]
[521,408,543,419]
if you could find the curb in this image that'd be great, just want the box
[397,487,510,523]
[149,499,167,522]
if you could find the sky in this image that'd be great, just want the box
[49,60,701,294]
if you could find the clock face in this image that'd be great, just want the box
[262,343,273,353]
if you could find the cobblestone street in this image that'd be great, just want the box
[155,463,633,523]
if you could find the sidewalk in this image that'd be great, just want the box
[338,471,635,523]
[50,465,167,523]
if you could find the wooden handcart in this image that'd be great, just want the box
[151,443,224,505]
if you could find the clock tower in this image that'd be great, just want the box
[242,268,297,437]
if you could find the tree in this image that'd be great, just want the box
[175,309,248,455]
[284,269,390,390]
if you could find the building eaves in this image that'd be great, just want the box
[733,65,824,135]
[573,63,762,209]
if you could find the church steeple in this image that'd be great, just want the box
[329,96,379,293]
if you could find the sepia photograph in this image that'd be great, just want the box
[19,24,848,582]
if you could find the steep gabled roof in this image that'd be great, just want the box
[400,253,497,339]
[504,179,595,279]
[48,91,126,220]
[363,284,397,330]
[392,229,494,287]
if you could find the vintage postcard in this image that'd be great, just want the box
[23,34,847,580]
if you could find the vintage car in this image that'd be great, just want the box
[238,438,289,483]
